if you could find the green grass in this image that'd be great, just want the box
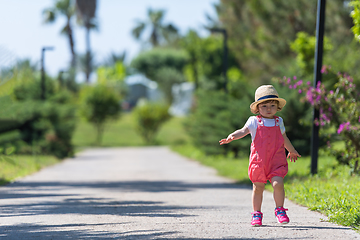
[0,154,60,185]
[172,144,252,184]
[285,171,360,229]
[72,113,190,148]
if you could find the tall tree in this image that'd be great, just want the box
[217,0,353,85]
[103,51,126,67]
[180,30,202,89]
[43,0,76,73]
[76,0,97,83]
[132,8,179,48]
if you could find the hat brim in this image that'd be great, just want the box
[250,98,286,114]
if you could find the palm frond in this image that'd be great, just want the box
[132,21,146,39]
[164,23,178,34]
[103,51,126,66]
[56,0,74,16]
[149,8,165,25]
[161,24,180,45]
[43,8,56,23]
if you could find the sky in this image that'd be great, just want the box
[0,0,218,81]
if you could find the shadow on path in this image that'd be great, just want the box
[0,180,250,239]
[0,222,314,240]
[4,180,250,194]
[1,180,244,218]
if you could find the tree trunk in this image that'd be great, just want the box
[67,20,77,89]
[85,23,91,83]
[95,123,104,146]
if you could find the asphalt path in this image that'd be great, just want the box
[0,147,359,239]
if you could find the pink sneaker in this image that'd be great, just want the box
[251,211,263,227]
[275,207,289,224]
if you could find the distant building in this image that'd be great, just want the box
[124,74,194,116]
[124,74,163,109]
[169,82,194,116]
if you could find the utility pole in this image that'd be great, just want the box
[311,0,326,175]
[41,47,54,100]
[210,28,228,93]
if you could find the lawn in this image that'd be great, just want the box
[0,154,60,185]
[72,113,190,148]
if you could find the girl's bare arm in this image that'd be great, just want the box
[219,127,250,145]
[282,133,301,162]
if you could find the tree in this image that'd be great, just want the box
[43,0,77,78]
[180,30,202,89]
[290,32,333,77]
[184,90,252,157]
[133,101,171,145]
[350,0,360,43]
[194,35,240,92]
[76,0,97,83]
[103,51,126,67]
[77,51,96,83]
[154,67,185,105]
[132,8,179,48]
[96,61,128,99]
[216,0,354,85]
[79,84,121,145]
[130,48,189,80]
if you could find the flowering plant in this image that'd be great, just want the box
[275,66,360,174]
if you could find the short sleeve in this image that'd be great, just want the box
[244,116,257,141]
[278,117,286,134]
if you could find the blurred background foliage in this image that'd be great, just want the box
[0,66,76,159]
[132,101,171,145]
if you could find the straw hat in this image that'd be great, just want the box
[250,85,286,114]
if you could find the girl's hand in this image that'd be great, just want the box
[287,151,301,162]
[219,135,235,145]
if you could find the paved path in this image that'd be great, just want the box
[0,147,359,239]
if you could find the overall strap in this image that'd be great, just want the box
[273,115,280,126]
[256,115,280,126]
[256,115,264,126]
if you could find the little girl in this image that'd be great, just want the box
[219,85,301,227]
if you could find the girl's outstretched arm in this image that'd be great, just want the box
[282,133,301,162]
[219,127,250,145]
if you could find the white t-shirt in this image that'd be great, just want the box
[244,116,286,142]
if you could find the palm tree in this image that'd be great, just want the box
[103,51,126,67]
[43,0,76,71]
[132,8,179,48]
[75,0,97,83]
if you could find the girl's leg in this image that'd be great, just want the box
[252,182,265,211]
[271,176,285,207]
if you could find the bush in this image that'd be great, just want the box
[290,32,332,76]
[79,84,121,145]
[0,97,76,159]
[130,48,189,80]
[154,67,186,104]
[12,76,56,101]
[350,0,360,43]
[185,90,252,157]
[133,101,171,144]
[42,101,76,158]
[277,67,360,174]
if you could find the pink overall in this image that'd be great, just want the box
[248,115,288,183]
